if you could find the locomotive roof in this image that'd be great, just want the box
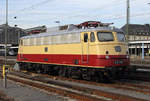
[21,27,123,39]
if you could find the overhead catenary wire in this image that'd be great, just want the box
[7,0,150,28]
[38,0,145,23]
[60,0,142,20]
[9,0,127,24]
[12,0,54,16]
[13,0,127,16]
[30,0,128,22]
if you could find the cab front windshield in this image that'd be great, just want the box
[97,32,114,42]
[117,33,125,42]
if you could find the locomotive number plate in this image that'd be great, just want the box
[114,60,123,64]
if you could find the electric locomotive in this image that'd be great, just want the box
[16,21,130,81]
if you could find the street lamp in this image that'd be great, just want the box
[55,21,60,29]
[14,16,17,19]
[14,16,20,44]
[55,21,60,25]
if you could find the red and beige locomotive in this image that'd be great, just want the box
[16,21,130,81]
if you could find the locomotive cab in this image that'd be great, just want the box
[81,30,129,79]
[81,30,129,68]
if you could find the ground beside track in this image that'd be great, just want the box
[0,78,72,101]
[7,71,150,101]
[0,90,14,101]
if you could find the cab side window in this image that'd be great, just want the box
[20,40,23,46]
[90,32,95,42]
[84,33,88,42]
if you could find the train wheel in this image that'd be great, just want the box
[58,67,63,76]
[65,67,71,78]
[99,72,105,82]
[58,66,67,77]
[92,75,99,82]
[52,66,59,76]
[92,71,105,82]
[68,67,81,79]
[81,68,91,80]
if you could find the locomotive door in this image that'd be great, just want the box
[20,47,23,59]
[81,33,89,64]
[19,40,23,59]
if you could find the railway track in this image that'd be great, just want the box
[0,90,14,101]
[1,72,107,101]
[121,68,150,82]
[1,70,150,101]
[36,71,150,96]
[30,71,150,96]
[0,57,150,100]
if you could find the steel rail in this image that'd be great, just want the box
[6,72,147,101]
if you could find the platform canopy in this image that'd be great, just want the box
[129,41,150,44]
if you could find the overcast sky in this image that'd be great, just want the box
[0,0,150,29]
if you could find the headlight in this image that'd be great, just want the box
[105,56,109,59]
[126,55,129,59]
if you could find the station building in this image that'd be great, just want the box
[0,24,27,46]
[0,25,46,46]
[0,24,47,55]
[0,24,28,55]
[121,24,150,56]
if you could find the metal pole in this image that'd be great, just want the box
[126,0,130,58]
[142,43,144,60]
[55,21,60,30]
[5,0,8,65]
[149,45,150,56]
[3,65,7,88]
[4,73,7,88]
[4,0,8,88]
[126,0,130,43]
[135,44,137,56]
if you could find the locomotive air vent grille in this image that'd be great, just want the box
[115,46,121,52]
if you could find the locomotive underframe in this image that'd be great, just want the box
[17,61,127,82]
